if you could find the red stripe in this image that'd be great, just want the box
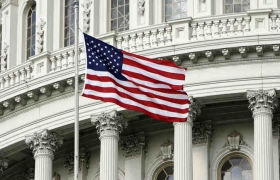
[123,58,185,80]
[122,69,184,91]
[122,50,185,69]
[84,84,189,113]
[86,73,188,96]
[82,93,187,122]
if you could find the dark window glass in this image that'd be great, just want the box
[27,4,36,59]
[156,165,174,180]
[64,0,75,47]
[225,0,250,13]
[111,0,129,32]
[165,0,187,21]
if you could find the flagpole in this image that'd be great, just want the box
[74,0,79,180]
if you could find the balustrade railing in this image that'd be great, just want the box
[1,11,280,94]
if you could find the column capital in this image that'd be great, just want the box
[0,158,8,173]
[247,89,278,116]
[25,129,63,157]
[120,132,147,158]
[192,121,212,145]
[91,111,127,138]
[187,96,201,123]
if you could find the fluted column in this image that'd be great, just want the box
[173,97,200,180]
[91,111,127,180]
[25,129,63,180]
[247,89,279,180]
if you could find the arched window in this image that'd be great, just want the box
[219,154,253,180]
[110,0,129,32]
[64,0,75,47]
[225,0,250,14]
[153,162,174,180]
[165,0,187,21]
[27,4,36,59]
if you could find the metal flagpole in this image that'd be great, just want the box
[74,0,79,180]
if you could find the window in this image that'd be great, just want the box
[153,163,174,180]
[64,0,75,47]
[27,4,36,59]
[111,0,129,32]
[219,154,253,180]
[165,0,187,21]
[225,0,250,14]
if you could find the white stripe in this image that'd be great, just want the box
[83,89,188,118]
[86,69,188,99]
[123,54,185,75]
[85,78,189,109]
[122,64,185,86]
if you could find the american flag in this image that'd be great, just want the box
[82,33,190,122]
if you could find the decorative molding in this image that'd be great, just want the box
[188,52,198,63]
[52,172,61,180]
[158,139,173,161]
[172,56,181,66]
[192,121,212,145]
[27,90,39,101]
[137,0,145,15]
[36,18,46,53]
[40,86,52,97]
[223,130,249,150]
[256,45,263,56]
[187,96,201,123]
[25,129,63,156]
[247,89,278,115]
[0,158,8,173]
[53,82,66,93]
[120,132,147,158]
[64,148,90,174]
[2,100,15,110]
[1,0,18,9]
[1,42,9,71]
[91,111,127,138]
[15,95,27,106]
[272,45,279,55]
[239,47,247,58]
[81,0,92,33]
[205,50,214,61]
[221,48,231,59]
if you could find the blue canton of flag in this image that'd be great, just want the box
[84,33,127,81]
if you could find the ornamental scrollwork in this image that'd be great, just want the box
[64,148,90,174]
[120,132,147,158]
[81,0,92,33]
[91,111,127,137]
[192,121,212,145]
[25,129,63,155]
[187,96,201,123]
[36,18,46,53]
[137,0,145,15]
[158,139,174,161]
[1,42,9,71]
[247,89,278,115]
[223,130,249,151]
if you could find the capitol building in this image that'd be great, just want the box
[0,0,280,180]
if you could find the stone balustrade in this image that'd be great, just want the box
[0,11,279,97]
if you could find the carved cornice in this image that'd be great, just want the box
[158,140,173,161]
[91,111,127,138]
[187,96,201,123]
[120,132,147,158]
[247,89,278,116]
[0,158,8,173]
[25,129,63,156]
[192,121,212,145]
[81,0,92,33]
[64,148,90,174]
[223,130,249,150]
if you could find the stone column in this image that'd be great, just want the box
[25,129,63,180]
[91,111,127,180]
[247,89,279,180]
[173,97,200,180]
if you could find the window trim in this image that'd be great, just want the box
[223,0,250,14]
[26,3,36,60]
[218,153,253,180]
[164,0,188,22]
[152,161,174,180]
[63,0,75,47]
[110,0,130,32]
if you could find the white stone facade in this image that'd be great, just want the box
[0,0,280,180]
